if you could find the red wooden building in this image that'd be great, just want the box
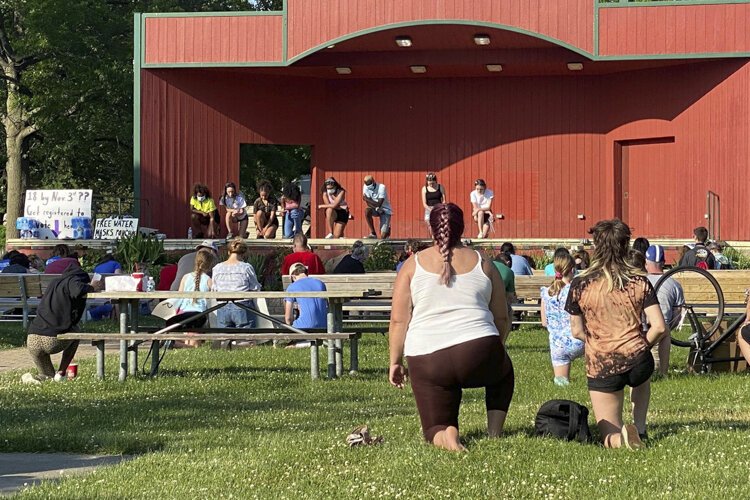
[135,0,750,241]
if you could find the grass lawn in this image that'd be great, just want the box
[1,326,749,499]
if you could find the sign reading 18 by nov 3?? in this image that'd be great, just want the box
[23,189,93,239]
[94,218,139,240]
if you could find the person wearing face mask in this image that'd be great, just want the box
[190,183,220,239]
[470,179,494,239]
[362,175,392,240]
[318,177,349,239]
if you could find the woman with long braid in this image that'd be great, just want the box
[388,203,514,451]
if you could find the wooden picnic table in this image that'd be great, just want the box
[87,290,379,381]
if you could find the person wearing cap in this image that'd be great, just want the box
[318,177,349,239]
[285,263,328,347]
[281,233,325,275]
[470,179,494,239]
[190,183,220,239]
[645,244,685,376]
[171,240,219,291]
[362,175,392,240]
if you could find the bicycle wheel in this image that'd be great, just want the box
[654,266,724,348]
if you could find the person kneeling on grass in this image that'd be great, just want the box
[540,252,584,386]
[565,219,667,449]
[284,263,328,348]
[22,263,104,384]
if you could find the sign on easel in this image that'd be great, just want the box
[93,217,139,239]
[23,189,92,239]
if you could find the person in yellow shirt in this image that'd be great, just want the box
[190,183,220,238]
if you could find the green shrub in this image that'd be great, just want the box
[723,246,750,270]
[114,233,165,273]
[364,242,396,271]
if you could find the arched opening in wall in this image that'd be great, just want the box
[239,144,312,239]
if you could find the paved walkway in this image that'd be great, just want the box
[0,343,115,374]
[0,453,129,495]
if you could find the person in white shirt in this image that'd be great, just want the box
[362,175,392,239]
[470,179,494,239]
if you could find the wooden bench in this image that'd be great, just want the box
[58,332,359,380]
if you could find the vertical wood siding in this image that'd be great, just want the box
[143,15,283,64]
[286,0,595,60]
[141,60,750,240]
[599,4,750,57]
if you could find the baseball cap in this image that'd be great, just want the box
[289,262,307,277]
[645,244,665,263]
[196,240,218,252]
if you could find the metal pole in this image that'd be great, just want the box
[128,299,139,377]
[335,301,343,377]
[149,341,160,377]
[349,334,359,376]
[119,300,128,382]
[310,340,319,379]
[96,340,105,380]
[326,304,336,379]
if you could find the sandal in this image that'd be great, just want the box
[346,425,384,447]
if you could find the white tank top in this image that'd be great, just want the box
[404,251,499,357]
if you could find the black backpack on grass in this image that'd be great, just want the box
[534,399,592,443]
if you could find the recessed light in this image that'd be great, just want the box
[395,36,412,48]
[410,65,427,74]
[327,44,336,49]
[486,64,503,72]
[567,62,584,71]
[335,67,352,75]
[474,34,491,46]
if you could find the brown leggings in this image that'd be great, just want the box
[407,335,514,443]
[27,334,79,379]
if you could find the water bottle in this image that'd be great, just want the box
[187,227,193,239]
[146,277,156,292]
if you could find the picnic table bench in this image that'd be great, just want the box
[76,290,379,381]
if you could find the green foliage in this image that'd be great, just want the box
[239,145,311,200]
[114,233,165,272]
[364,242,396,271]
[79,249,109,274]
[246,252,269,285]
[0,225,5,253]
[723,246,750,270]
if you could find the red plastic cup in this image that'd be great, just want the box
[66,363,78,380]
[132,272,145,291]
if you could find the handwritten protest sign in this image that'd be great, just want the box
[94,217,139,239]
[23,189,92,239]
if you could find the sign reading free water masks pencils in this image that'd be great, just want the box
[23,189,93,239]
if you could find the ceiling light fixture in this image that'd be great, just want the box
[327,44,336,49]
[474,34,491,46]
[567,62,584,71]
[410,65,427,74]
[395,36,413,47]
[486,64,503,72]
[335,67,352,75]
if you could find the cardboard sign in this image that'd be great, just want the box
[23,189,93,239]
[94,217,139,240]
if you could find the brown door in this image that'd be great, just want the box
[615,138,676,238]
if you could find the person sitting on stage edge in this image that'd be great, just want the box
[318,177,349,239]
[362,175,392,240]
[389,202,514,451]
[253,180,279,239]
[284,263,328,348]
[281,233,325,275]
[219,181,249,239]
[190,183,220,239]
[470,179,494,239]
[421,172,446,232]
[22,264,104,384]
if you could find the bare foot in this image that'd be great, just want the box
[433,427,466,452]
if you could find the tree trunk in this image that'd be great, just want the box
[2,65,34,240]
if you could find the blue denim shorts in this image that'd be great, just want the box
[217,303,256,329]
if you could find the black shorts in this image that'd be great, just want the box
[334,208,349,225]
[475,212,490,223]
[195,210,220,225]
[587,350,654,393]
[166,312,207,330]
[741,324,750,344]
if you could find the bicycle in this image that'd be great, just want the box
[654,266,748,374]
